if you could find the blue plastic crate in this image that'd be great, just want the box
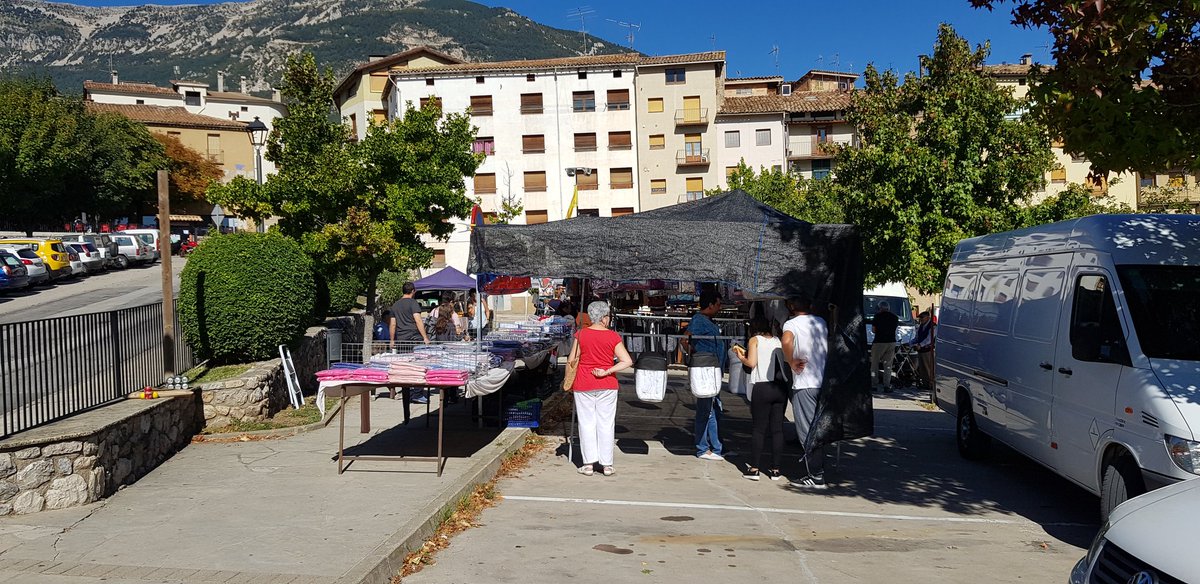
[504,399,542,428]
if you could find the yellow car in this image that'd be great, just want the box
[0,239,73,279]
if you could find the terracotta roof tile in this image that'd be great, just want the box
[83,80,179,97]
[637,51,726,66]
[718,91,853,114]
[335,46,465,96]
[726,75,784,83]
[390,53,642,76]
[85,102,247,131]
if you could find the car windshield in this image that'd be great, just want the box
[14,249,37,259]
[863,295,916,325]
[1117,265,1200,361]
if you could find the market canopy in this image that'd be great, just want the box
[469,190,872,450]
[413,266,476,291]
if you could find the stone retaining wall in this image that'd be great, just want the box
[0,396,202,516]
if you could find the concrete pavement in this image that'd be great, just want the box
[0,394,529,583]
[0,259,183,324]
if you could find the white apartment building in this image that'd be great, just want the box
[333,46,464,141]
[388,54,643,270]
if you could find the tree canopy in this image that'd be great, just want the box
[712,161,845,224]
[973,0,1200,173]
[153,133,223,208]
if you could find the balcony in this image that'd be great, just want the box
[606,101,631,111]
[787,136,855,159]
[1138,185,1200,210]
[676,148,711,167]
[674,108,709,126]
[610,181,634,190]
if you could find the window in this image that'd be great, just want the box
[812,159,831,180]
[725,131,740,148]
[470,95,493,116]
[206,134,221,163]
[471,137,495,156]
[578,71,587,80]
[574,133,597,151]
[1070,152,1088,163]
[611,168,633,189]
[941,272,977,330]
[1050,167,1067,183]
[1118,265,1200,360]
[520,93,543,114]
[525,210,548,224]
[349,114,357,136]
[726,166,738,178]
[240,106,249,112]
[608,131,632,150]
[1070,274,1125,362]
[781,84,792,96]
[136,99,145,105]
[666,68,686,84]
[613,70,623,78]
[372,109,387,124]
[1139,174,1157,188]
[578,208,600,217]
[1014,268,1066,342]
[524,171,547,192]
[815,125,832,143]
[369,73,388,93]
[573,91,596,112]
[612,207,635,216]
[650,179,667,194]
[475,76,485,84]
[419,96,440,110]
[1018,78,1027,86]
[577,170,599,191]
[973,272,1019,334]
[772,165,782,173]
[425,78,434,86]
[473,173,497,194]
[522,134,545,153]
[684,134,703,162]
[685,177,704,201]
[1168,171,1186,188]
[648,134,665,150]
[184,91,201,106]
[735,87,752,96]
[482,212,498,224]
[647,98,664,113]
[756,129,772,146]
[606,89,630,110]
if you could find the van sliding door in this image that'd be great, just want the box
[1005,261,1067,463]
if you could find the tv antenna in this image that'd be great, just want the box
[567,7,595,54]
[607,19,640,50]
[769,45,780,73]
[831,52,840,70]
[710,34,717,51]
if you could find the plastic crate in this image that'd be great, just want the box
[504,399,542,428]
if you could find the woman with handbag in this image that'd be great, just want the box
[733,317,786,481]
[563,301,633,477]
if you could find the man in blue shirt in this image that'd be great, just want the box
[685,289,727,461]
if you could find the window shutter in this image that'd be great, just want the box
[524,171,547,192]
[610,168,633,189]
[686,177,704,192]
[474,173,497,194]
[608,131,632,149]
[577,170,599,190]
[522,135,545,153]
[606,89,630,109]
[470,95,493,115]
[574,133,597,151]
[520,93,543,113]
[648,134,665,149]
[526,210,549,224]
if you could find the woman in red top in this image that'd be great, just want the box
[566,301,633,476]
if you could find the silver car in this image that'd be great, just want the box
[0,246,50,285]
[67,242,105,273]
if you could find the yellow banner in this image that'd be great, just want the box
[566,184,579,219]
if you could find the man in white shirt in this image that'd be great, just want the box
[780,294,829,489]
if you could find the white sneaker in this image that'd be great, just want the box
[698,451,725,461]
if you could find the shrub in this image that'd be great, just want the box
[326,272,364,315]
[376,270,411,310]
[179,232,316,364]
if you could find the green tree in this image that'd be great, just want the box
[208,52,480,344]
[715,161,845,224]
[834,24,1056,293]
[81,113,168,220]
[1019,183,1132,227]
[972,0,1200,173]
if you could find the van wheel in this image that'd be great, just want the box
[116,255,129,269]
[1101,455,1145,521]
[956,395,991,460]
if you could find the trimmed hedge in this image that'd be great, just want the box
[326,272,364,315]
[179,232,316,364]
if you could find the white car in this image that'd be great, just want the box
[110,234,154,268]
[0,245,49,286]
[67,243,105,274]
[123,229,161,262]
[1070,477,1200,583]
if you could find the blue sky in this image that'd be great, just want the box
[64,0,1053,79]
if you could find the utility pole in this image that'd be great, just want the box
[157,170,175,376]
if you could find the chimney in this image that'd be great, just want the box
[1020,53,1032,66]
[272,88,281,103]
[111,70,118,85]
[368,54,387,62]
[240,76,248,94]
[217,71,225,92]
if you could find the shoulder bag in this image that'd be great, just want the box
[562,337,580,391]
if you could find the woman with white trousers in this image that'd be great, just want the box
[566,301,633,476]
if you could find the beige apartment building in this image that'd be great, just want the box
[333,46,463,140]
[634,52,726,210]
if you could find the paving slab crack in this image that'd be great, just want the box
[50,502,109,562]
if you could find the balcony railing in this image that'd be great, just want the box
[469,106,493,116]
[787,136,856,159]
[520,105,543,114]
[608,143,632,151]
[1138,186,1200,210]
[674,108,709,126]
[610,182,634,190]
[606,102,631,111]
[676,148,711,166]
[474,187,497,194]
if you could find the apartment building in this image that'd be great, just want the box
[84,72,287,178]
[984,55,1140,208]
[388,53,643,269]
[715,78,788,184]
[634,52,726,211]
[333,46,464,141]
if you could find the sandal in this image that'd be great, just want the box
[602,466,614,476]
[578,464,594,476]
[765,469,783,481]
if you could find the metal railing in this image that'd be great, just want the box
[676,148,711,166]
[674,108,709,125]
[0,301,196,439]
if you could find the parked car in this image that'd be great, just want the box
[110,234,154,268]
[937,214,1200,520]
[1070,477,1200,583]
[0,238,72,280]
[0,246,50,286]
[123,229,161,262]
[0,250,31,292]
[66,242,105,273]
[63,234,118,268]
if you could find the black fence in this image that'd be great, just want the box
[0,301,196,439]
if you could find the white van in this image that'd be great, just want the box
[936,214,1200,519]
[864,282,917,345]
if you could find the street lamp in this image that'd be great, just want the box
[245,116,269,233]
